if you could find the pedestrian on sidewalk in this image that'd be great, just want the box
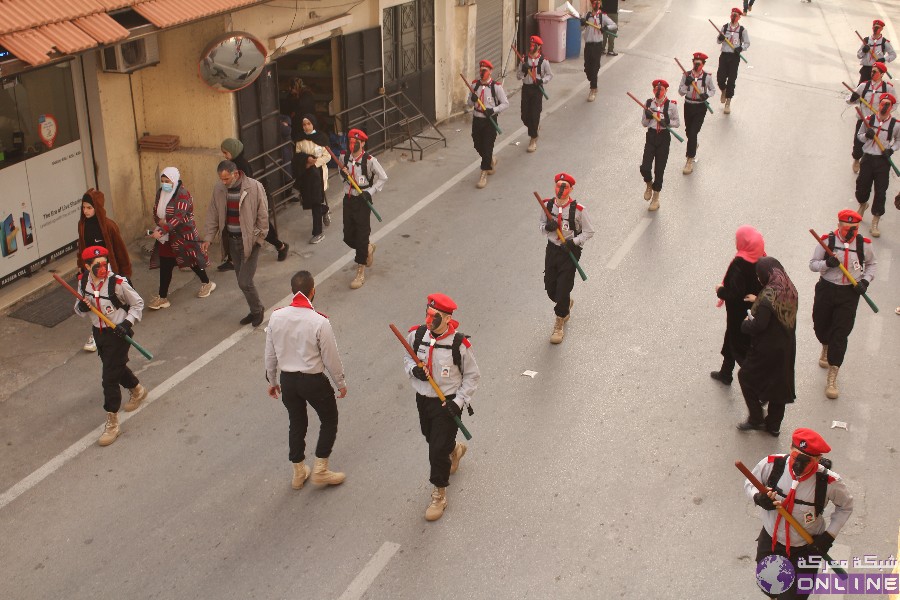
[855,92,900,237]
[220,138,289,268]
[639,79,680,210]
[716,8,750,115]
[711,225,765,386]
[77,188,133,353]
[74,246,147,447]
[466,59,509,188]
[292,114,331,243]
[810,210,877,400]
[678,52,716,175]
[580,0,618,102]
[540,173,594,344]
[599,0,619,57]
[736,257,797,437]
[202,160,269,327]
[744,428,853,600]
[265,270,347,490]
[148,167,215,310]
[846,63,894,174]
[339,129,387,290]
[403,294,480,521]
[857,19,896,84]
[741,0,755,14]
[516,36,553,153]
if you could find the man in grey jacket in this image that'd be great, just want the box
[202,160,269,326]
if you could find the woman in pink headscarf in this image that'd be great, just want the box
[711,225,765,385]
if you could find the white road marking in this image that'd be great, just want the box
[0,0,677,512]
[336,542,400,600]
[606,218,652,270]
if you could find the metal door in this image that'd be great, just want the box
[518,0,540,52]
[340,27,386,149]
[383,0,436,123]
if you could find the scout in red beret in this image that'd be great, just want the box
[339,127,388,290]
[580,1,618,102]
[81,245,109,261]
[717,7,749,114]
[518,33,553,153]
[469,58,509,189]
[855,89,897,238]
[791,428,831,456]
[403,292,479,522]
[679,52,716,175]
[639,78,681,209]
[858,20,892,84]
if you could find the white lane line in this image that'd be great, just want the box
[606,218,652,270]
[336,542,400,600]
[0,0,677,512]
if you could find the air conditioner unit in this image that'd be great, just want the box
[101,36,160,73]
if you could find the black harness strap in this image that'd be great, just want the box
[766,456,830,518]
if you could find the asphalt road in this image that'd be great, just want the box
[2,0,899,598]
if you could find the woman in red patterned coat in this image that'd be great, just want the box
[147,166,216,309]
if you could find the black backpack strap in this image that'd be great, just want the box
[827,232,836,254]
[490,81,498,105]
[568,202,580,235]
[862,80,872,99]
[546,199,555,222]
[537,55,545,77]
[451,332,466,369]
[856,235,866,268]
[766,456,787,492]
[887,117,896,140]
[664,99,671,126]
[412,325,427,356]
[814,473,828,518]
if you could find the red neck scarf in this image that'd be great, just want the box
[425,324,458,376]
[773,457,817,555]
[290,291,314,309]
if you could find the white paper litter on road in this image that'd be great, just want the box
[522,370,538,378]
[831,421,849,430]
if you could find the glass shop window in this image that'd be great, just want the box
[0,62,80,170]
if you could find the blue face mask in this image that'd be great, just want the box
[161,182,174,193]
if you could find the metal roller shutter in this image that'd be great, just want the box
[475,0,504,71]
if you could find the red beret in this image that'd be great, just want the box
[731,7,743,15]
[692,52,708,61]
[838,209,863,224]
[427,293,457,314]
[652,79,669,89]
[81,246,109,261]
[873,62,888,73]
[479,59,493,69]
[792,428,831,456]
[873,19,885,28]
[530,35,544,46]
[879,92,897,105]
[554,172,576,187]
[348,129,368,142]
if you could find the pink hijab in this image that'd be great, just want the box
[735,225,766,263]
[717,225,766,307]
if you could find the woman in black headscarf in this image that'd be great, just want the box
[293,114,331,244]
[737,257,798,436]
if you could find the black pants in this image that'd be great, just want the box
[851,120,864,160]
[311,201,326,236]
[859,65,872,84]
[684,102,707,158]
[738,369,786,432]
[640,129,671,191]
[755,528,822,600]
[158,256,209,297]
[416,393,462,488]
[584,42,603,89]
[521,84,543,138]
[343,194,371,265]
[812,279,860,367]
[472,116,498,171]
[544,242,581,318]
[94,326,139,413]
[855,154,891,216]
[280,372,339,463]
[717,52,741,98]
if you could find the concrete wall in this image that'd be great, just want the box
[436,3,477,120]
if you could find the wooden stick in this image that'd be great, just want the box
[674,57,713,114]
[459,73,502,134]
[625,91,685,143]
[709,19,749,64]
[533,191,588,281]
[809,229,878,313]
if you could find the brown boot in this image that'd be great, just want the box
[476,171,488,189]
[549,316,565,344]
[825,366,840,399]
[643,182,653,201]
[527,137,537,153]
[350,265,366,289]
[425,486,447,521]
[858,202,868,219]
[871,215,881,238]
[98,412,120,446]
[852,159,860,174]
[818,345,829,368]
[648,191,660,211]
[123,384,147,412]
[724,98,732,114]
[486,156,497,175]
[588,89,597,102]
[292,462,311,490]
[683,157,694,175]
[563,298,574,322]
[449,442,467,475]
[366,243,376,267]
[311,457,345,486]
